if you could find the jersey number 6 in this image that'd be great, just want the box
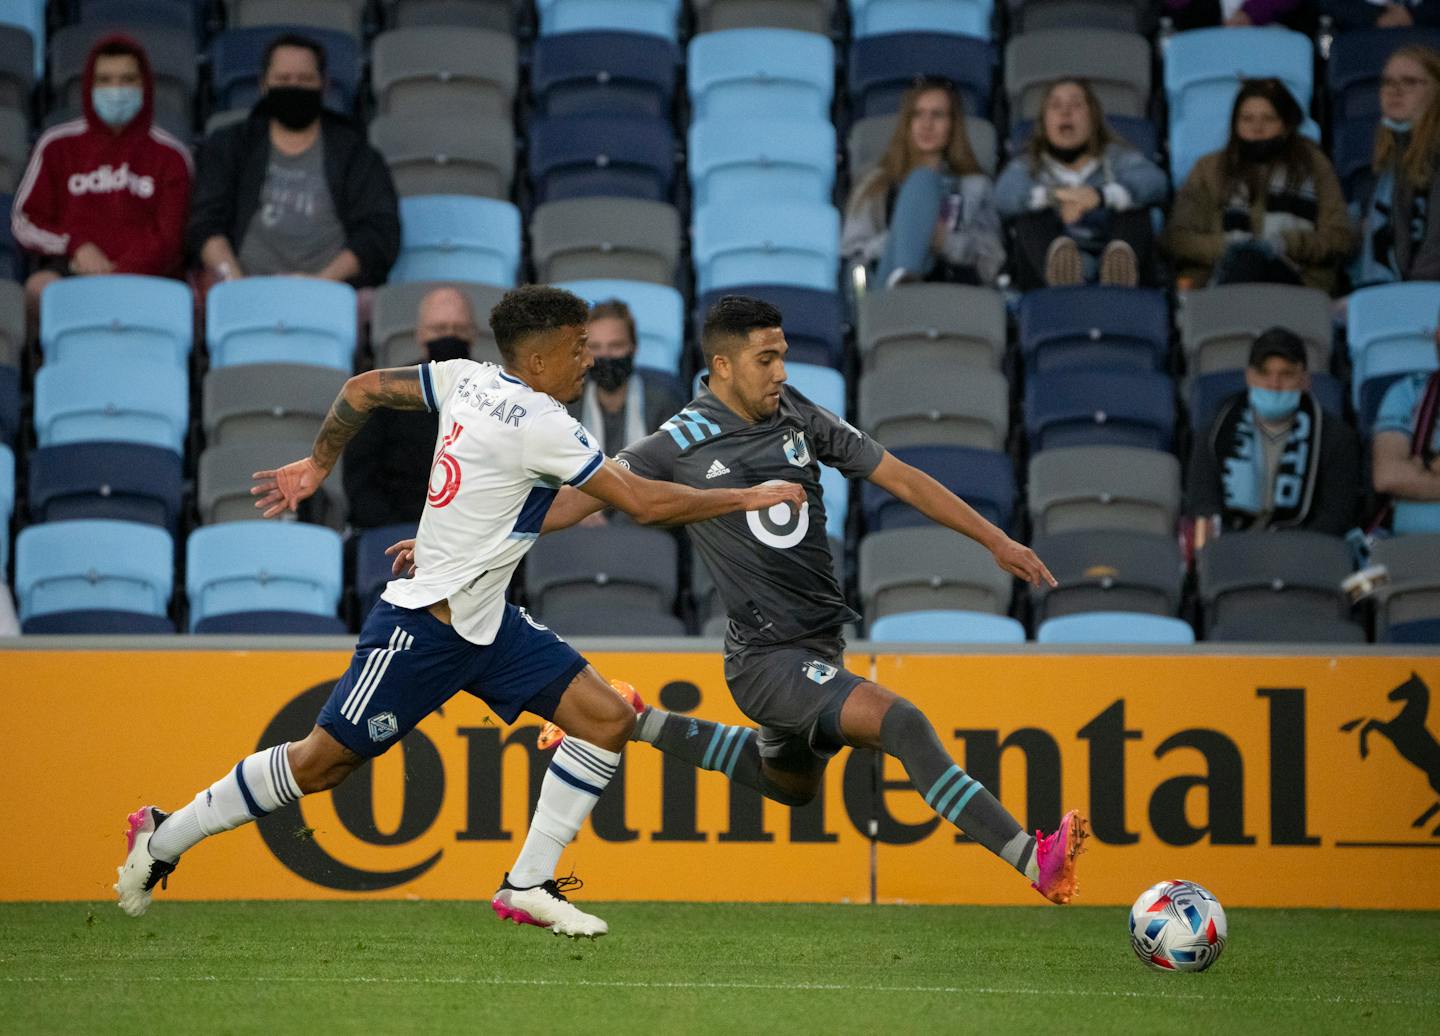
[427,422,463,508]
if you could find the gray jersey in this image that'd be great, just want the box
[619,381,884,648]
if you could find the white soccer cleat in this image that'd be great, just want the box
[491,874,608,938]
[114,806,177,918]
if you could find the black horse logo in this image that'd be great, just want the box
[1342,673,1440,836]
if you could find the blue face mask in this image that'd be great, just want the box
[1249,386,1302,422]
[92,86,143,128]
[1382,117,1414,133]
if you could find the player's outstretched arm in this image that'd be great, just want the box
[866,451,1057,588]
[251,368,429,518]
[579,459,805,527]
[541,486,608,533]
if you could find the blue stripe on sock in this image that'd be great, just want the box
[562,740,617,776]
[924,764,963,808]
[701,725,727,770]
[709,726,742,773]
[723,730,751,779]
[946,779,985,823]
[547,761,604,797]
[934,774,974,820]
[233,761,267,819]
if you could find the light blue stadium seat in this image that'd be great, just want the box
[390,195,521,287]
[0,0,45,76]
[555,278,684,374]
[1347,283,1440,410]
[687,29,835,120]
[848,0,992,40]
[40,275,193,368]
[33,356,188,455]
[186,522,344,631]
[693,200,840,294]
[207,278,356,371]
[537,0,681,41]
[869,609,1026,644]
[1036,611,1195,644]
[0,442,11,576]
[15,518,173,621]
[689,117,836,208]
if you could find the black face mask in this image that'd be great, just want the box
[425,335,471,362]
[1238,136,1287,165]
[590,355,634,392]
[262,86,323,130]
[1045,141,1088,164]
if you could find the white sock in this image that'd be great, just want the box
[149,744,303,863]
[508,738,619,888]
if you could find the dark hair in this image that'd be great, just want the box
[588,299,637,348]
[1224,78,1310,188]
[701,295,783,363]
[94,38,144,62]
[1248,326,1307,370]
[263,33,327,79]
[1026,78,1119,168]
[489,285,589,364]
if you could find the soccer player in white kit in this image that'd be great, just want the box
[113,286,804,937]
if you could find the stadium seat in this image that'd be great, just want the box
[370,280,508,367]
[1018,287,1169,375]
[848,0,992,39]
[532,198,681,286]
[1011,0,1149,33]
[207,278,356,371]
[186,521,345,631]
[847,32,994,118]
[1177,284,1331,385]
[862,445,1014,532]
[695,284,845,369]
[555,279,684,374]
[850,112,998,176]
[1035,611,1195,645]
[193,610,349,634]
[33,356,188,455]
[1188,369,1344,437]
[1327,27,1440,129]
[1029,529,1183,621]
[1370,535,1440,634]
[869,609,1026,644]
[80,0,196,36]
[0,362,16,447]
[22,609,175,633]
[15,518,173,624]
[530,30,679,117]
[859,364,1008,450]
[692,200,840,294]
[0,279,24,368]
[0,0,45,77]
[525,525,679,614]
[0,23,35,98]
[1025,369,1175,452]
[687,29,834,120]
[537,0,683,40]
[27,442,183,532]
[39,275,192,368]
[371,27,516,119]
[1207,612,1367,644]
[384,0,515,32]
[0,193,21,282]
[370,113,515,199]
[0,441,10,575]
[1333,116,1378,202]
[199,440,346,527]
[1196,530,1356,639]
[1005,28,1150,120]
[693,0,833,33]
[688,117,836,208]
[859,527,1013,624]
[203,363,349,446]
[1027,445,1180,537]
[528,114,675,204]
[208,26,361,114]
[783,360,844,415]
[390,195,521,287]
[1347,282,1440,416]
[49,23,196,133]
[0,108,26,194]
[225,0,364,33]
[856,283,1005,374]
[1382,618,1440,645]
[536,602,688,636]
[355,522,418,614]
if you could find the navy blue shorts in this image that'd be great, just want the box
[317,600,589,758]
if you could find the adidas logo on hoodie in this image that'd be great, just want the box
[68,162,156,198]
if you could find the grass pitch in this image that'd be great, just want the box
[1,902,1436,1034]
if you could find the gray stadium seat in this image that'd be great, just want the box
[203,363,349,447]
[1010,0,1151,33]
[226,0,364,33]
[1370,534,1440,630]
[1029,530,1184,621]
[693,0,834,33]
[1028,445,1181,536]
[369,113,515,199]
[371,27,517,119]
[1196,531,1356,639]
[859,364,1009,450]
[530,198,682,285]
[385,0,515,32]
[0,25,34,114]
[856,284,1006,374]
[1005,29,1151,120]
[370,281,507,368]
[1177,284,1332,385]
[0,108,26,194]
[1206,612,1367,644]
[50,23,197,136]
[859,527,1014,625]
[198,440,347,528]
[847,113,998,179]
[539,602,688,636]
[0,280,22,370]
[526,526,679,614]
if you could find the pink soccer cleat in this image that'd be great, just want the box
[536,679,645,751]
[1031,809,1089,905]
[113,806,177,917]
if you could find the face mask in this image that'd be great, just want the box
[1045,141,1088,164]
[262,86,323,130]
[1249,386,1301,423]
[425,335,470,362]
[92,86,142,129]
[1238,136,1287,165]
[590,354,634,393]
[1382,117,1414,134]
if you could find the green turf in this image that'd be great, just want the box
[1,902,1436,1034]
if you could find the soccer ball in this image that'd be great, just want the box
[1128,879,1228,973]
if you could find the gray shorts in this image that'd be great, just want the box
[723,631,866,767]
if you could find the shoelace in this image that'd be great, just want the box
[546,872,584,900]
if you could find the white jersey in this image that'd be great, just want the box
[381,360,604,644]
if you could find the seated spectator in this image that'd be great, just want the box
[342,286,476,527]
[1188,328,1360,544]
[1372,327,1440,534]
[842,76,1004,288]
[188,33,399,287]
[994,79,1167,290]
[1351,47,1440,288]
[11,33,192,326]
[1326,0,1440,30]
[1165,0,1306,28]
[1165,79,1353,292]
[566,299,683,456]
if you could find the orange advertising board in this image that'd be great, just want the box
[2,649,1438,909]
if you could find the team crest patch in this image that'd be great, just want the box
[368,711,399,743]
[783,429,811,467]
[574,427,591,447]
[802,659,838,684]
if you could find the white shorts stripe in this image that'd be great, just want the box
[340,649,383,718]
[348,647,399,724]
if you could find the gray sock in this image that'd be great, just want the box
[634,708,813,807]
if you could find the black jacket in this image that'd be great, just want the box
[187,109,400,287]
[343,407,437,528]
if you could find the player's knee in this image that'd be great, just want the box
[288,732,362,794]
[879,697,937,756]
[760,773,819,807]
[576,690,636,749]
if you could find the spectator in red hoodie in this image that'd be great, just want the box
[11,34,193,326]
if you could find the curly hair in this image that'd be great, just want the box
[489,285,589,364]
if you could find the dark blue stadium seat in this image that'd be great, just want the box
[1025,369,1175,452]
[527,114,676,203]
[1018,286,1169,374]
[0,363,17,447]
[27,442,184,532]
[1383,618,1440,645]
[208,26,361,114]
[530,31,679,117]
[1333,116,1377,202]
[0,194,20,281]
[193,610,350,634]
[21,609,177,634]
[1007,114,1158,161]
[862,445,1014,532]
[1358,370,1417,437]
[848,32,994,118]
[695,285,844,370]
[1189,370,1345,437]
[355,522,418,615]
[79,0,198,45]
[1327,28,1440,128]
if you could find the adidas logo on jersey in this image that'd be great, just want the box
[705,459,731,479]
